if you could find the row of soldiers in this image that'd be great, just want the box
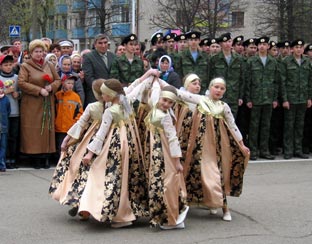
[143,31,312,160]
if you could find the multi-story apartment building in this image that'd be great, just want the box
[47,0,262,52]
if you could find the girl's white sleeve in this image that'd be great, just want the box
[224,103,243,141]
[177,89,202,104]
[162,114,182,158]
[126,76,154,103]
[149,80,161,107]
[87,109,113,155]
[67,105,91,139]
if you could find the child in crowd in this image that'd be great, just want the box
[0,55,19,169]
[54,74,83,158]
[0,80,11,172]
[58,55,85,105]
[144,83,189,229]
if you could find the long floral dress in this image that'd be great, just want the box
[75,79,153,223]
[77,103,148,222]
[177,91,249,209]
[49,101,104,205]
[144,82,188,227]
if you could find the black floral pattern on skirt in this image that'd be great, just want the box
[49,144,77,194]
[179,110,193,166]
[148,131,167,227]
[100,127,122,221]
[126,123,149,217]
[185,115,205,204]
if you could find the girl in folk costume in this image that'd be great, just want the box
[144,83,189,229]
[49,78,105,216]
[76,79,151,227]
[173,74,201,166]
[177,77,250,221]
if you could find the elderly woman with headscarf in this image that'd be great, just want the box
[158,55,181,89]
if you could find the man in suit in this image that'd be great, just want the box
[82,34,115,107]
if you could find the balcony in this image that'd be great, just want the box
[72,27,85,39]
[112,23,130,37]
[55,4,68,14]
[112,0,129,5]
[55,29,68,39]
[72,0,85,12]
[87,27,101,38]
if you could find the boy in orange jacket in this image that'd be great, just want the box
[55,74,83,157]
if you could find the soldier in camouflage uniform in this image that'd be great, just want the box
[209,32,245,117]
[269,41,290,155]
[232,35,244,55]
[110,34,144,86]
[303,44,312,154]
[280,39,312,159]
[176,31,209,94]
[208,38,221,57]
[245,37,279,160]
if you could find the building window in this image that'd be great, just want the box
[112,4,130,23]
[232,11,244,27]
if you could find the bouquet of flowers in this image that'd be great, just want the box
[4,79,14,89]
[41,74,53,135]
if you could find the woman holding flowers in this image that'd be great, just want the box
[18,39,61,169]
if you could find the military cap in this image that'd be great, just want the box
[151,31,163,45]
[174,33,187,42]
[121,33,137,45]
[290,39,305,47]
[208,38,219,46]
[199,38,210,47]
[243,38,256,47]
[186,31,201,40]
[163,33,177,42]
[304,44,312,53]
[0,45,13,53]
[269,40,277,49]
[276,41,290,48]
[256,36,270,45]
[218,32,232,43]
[233,35,244,45]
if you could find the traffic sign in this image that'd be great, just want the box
[9,25,21,37]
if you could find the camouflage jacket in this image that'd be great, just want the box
[110,54,144,85]
[280,55,312,104]
[245,55,279,105]
[209,51,245,104]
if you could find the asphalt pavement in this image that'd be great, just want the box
[1,156,312,244]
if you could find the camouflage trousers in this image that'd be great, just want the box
[283,103,306,156]
[248,104,272,156]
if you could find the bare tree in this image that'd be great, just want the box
[254,0,312,42]
[149,0,201,33]
[198,0,247,37]
[86,0,132,36]
[150,0,247,36]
